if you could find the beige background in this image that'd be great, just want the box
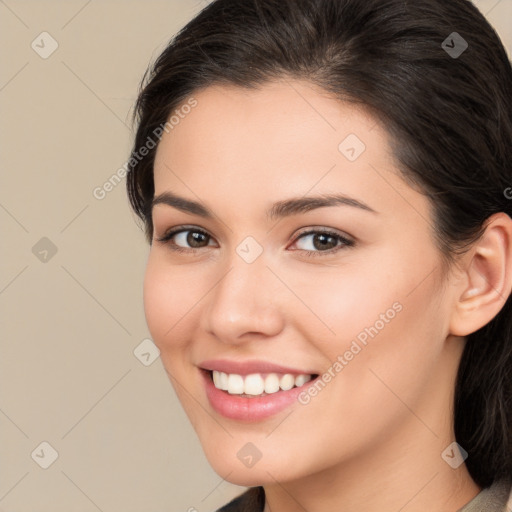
[1,1,511,510]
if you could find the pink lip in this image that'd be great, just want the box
[199,358,315,376]
[199,362,319,422]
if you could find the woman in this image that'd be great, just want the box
[126,0,512,510]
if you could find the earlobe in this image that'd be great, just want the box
[449,212,512,337]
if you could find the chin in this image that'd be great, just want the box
[222,471,267,487]
[204,447,304,487]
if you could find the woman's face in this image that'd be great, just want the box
[144,80,462,485]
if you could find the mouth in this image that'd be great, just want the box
[200,367,320,421]
[207,369,318,397]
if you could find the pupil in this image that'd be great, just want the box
[188,231,207,248]
[314,234,336,250]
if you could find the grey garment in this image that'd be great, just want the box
[457,478,512,512]
[218,478,512,512]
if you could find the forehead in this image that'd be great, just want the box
[152,80,424,224]
[155,80,382,166]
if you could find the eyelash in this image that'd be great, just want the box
[155,226,355,257]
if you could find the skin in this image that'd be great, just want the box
[143,79,512,512]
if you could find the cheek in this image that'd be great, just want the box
[275,259,401,345]
[321,273,446,424]
[293,250,446,385]
[142,254,201,351]
[143,255,206,416]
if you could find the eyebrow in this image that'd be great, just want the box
[151,190,378,220]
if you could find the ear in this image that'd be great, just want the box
[449,212,512,337]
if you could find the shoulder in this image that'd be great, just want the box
[458,476,512,512]
[216,487,265,512]
[503,477,512,511]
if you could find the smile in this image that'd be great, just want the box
[212,370,313,396]
[199,361,320,421]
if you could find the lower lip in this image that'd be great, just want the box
[202,370,316,422]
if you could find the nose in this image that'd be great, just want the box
[201,253,285,345]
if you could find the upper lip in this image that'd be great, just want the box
[199,359,317,376]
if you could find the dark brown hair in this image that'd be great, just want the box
[126,0,512,488]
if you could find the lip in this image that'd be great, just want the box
[199,358,316,376]
[199,363,319,422]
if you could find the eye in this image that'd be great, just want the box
[289,229,355,257]
[155,226,355,257]
[155,226,216,253]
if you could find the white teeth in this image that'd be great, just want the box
[211,370,313,395]
[294,374,312,387]
[212,371,220,388]
[227,373,244,394]
[219,372,228,391]
[264,373,280,394]
[244,374,265,395]
[279,374,295,391]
